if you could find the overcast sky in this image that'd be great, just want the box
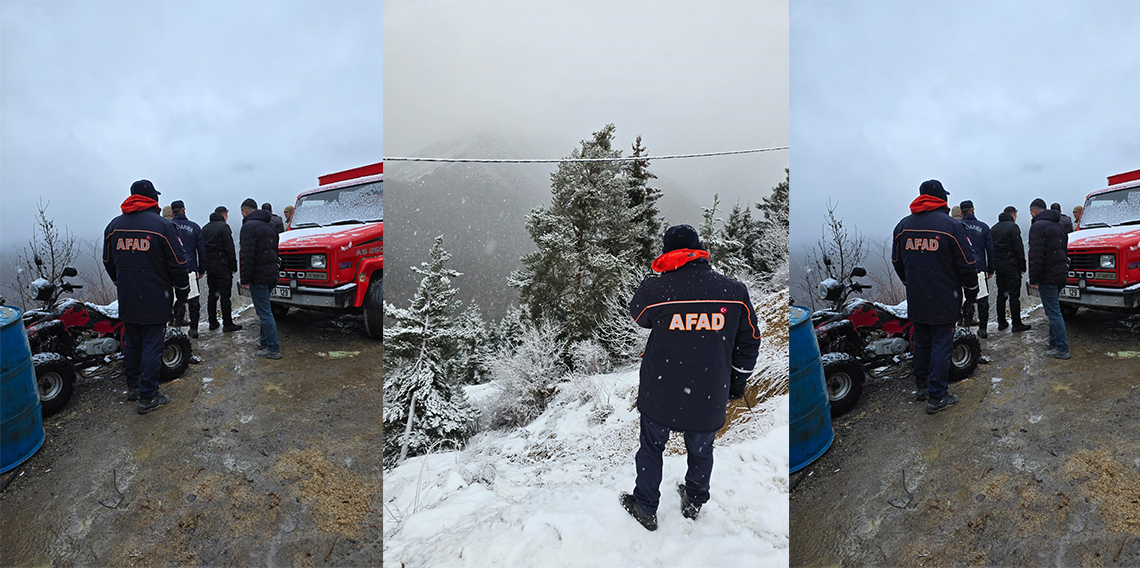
[790,1,1140,251]
[1,1,382,247]
[385,0,788,210]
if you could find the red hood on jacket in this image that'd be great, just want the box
[651,249,710,273]
[910,195,948,214]
[121,195,159,214]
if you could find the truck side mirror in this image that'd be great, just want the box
[62,267,78,278]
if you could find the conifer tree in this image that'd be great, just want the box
[383,236,475,466]
[622,135,663,271]
[510,124,635,346]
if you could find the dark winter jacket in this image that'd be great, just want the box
[1028,209,1069,286]
[239,209,280,286]
[102,195,190,325]
[891,195,979,325]
[270,213,285,234]
[960,213,995,274]
[630,250,762,432]
[202,212,237,274]
[990,212,1026,276]
[1058,213,1074,234]
[171,213,206,274]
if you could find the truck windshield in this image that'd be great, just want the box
[291,181,382,229]
[1080,186,1140,228]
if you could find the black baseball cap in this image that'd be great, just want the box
[130,179,160,200]
[170,200,185,209]
[919,180,949,199]
[959,200,974,210]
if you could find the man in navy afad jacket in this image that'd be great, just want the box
[170,200,207,338]
[103,179,190,414]
[959,200,995,337]
[619,225,762,531]
[892,180,978,414]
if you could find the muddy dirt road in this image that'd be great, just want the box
[0,308,382,566]
[791,306,1140,567]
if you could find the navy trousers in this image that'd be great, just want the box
[633,414,716,515]
[123,322,165,399]
[912,322,953,401]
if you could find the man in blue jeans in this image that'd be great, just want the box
[622,225,761,531]
[239,198,282,359]
[1027,198,1070,359]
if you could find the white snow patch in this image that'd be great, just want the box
[384,369,789,567]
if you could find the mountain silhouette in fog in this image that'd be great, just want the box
[385,131,702,318]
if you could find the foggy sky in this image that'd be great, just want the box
[385,0,789,211]
[790,1,1140,251]
[1,1,382,247]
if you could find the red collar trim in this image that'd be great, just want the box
[121,195,159,214]
[910,195,948,214]
[651,249,709,273]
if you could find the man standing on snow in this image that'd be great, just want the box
[959,200,995,338]
[990,206,1031,333]
[891,180,978,414]
[240,198,282,359]
[621,224,762,531]
[102,179,189,414]
[1028,198,1070,359]
[170,200,206,338]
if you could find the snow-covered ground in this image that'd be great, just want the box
[386,362,789,566]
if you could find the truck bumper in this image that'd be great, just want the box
[241,283,358,309]
[1027,282,1140,309]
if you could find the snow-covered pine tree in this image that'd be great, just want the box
[722,203,762,274]
[622,135,663,271]
[698,194,750,277]
[755,169,790,280]
[383,236,476,466]
[510,124,637,349]
[452,302,491,385]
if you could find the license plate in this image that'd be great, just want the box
[1061,286,1080,299]
[270,286,292,299]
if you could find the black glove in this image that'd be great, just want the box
[729,381,746,400]
[175,286,189,303]
[964,286,979,303]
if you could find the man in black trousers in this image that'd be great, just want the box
[990,206,1031,333]
[103,180,189,414]
[892,180,978,414]
[201,205,242,332]
[621,225,761,531]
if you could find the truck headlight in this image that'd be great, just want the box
[311,254,326,269]
[1099,254,1115,269]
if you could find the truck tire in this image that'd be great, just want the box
[1060,303,1079,319]
[160,329,192,382]
[948,329,981,382]
[364,277,383,339]
[33,353,76,417]
[821,353,864,417]
[271,303,290,319]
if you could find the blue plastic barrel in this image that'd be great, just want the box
[789,305,833,473]
[1,305,45,474]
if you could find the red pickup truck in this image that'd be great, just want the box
[267,163,383,338]
[1055,168,1140,316]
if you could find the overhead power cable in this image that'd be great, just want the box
[382,146,788,164]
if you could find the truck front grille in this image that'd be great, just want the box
[280,254,310,270]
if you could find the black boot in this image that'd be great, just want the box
[926,393,959,414]
[137,393,170,414]
[1012,322,1032,333]
[223,322,243,332]
[619,493,658,531]
[208,318,220,331]
[677,484,701,520]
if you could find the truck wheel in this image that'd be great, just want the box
[949,329,981,382]
[364,277,383,339]
[160,329,192,382]
[1060,304,1079,319]
[821,353,864,417]
[271,304,290,319]
[33,353,76,417]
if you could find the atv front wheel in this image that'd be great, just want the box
[949,329,981,381]
[33,353,76,417]
[821,353,865,417]
[363,277,382,340]
[160,329,192,382]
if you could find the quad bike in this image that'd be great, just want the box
[18,257,192,416]
[811,257,981,416]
